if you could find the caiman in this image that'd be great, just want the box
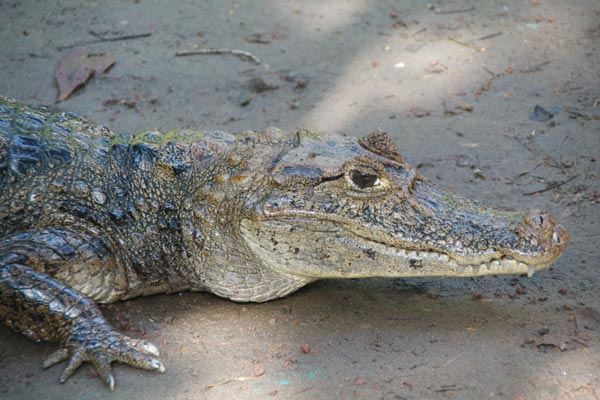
[0,96,569,390]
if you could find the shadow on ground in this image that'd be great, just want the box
[0,1,599,399]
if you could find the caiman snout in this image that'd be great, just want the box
[507,210,570,266]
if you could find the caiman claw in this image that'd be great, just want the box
[43,319,166,391]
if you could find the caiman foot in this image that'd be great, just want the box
[1,256,166,390]
[43,317,166,391]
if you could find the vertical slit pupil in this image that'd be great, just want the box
[350,170,378,188]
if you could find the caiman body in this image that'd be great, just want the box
[0,96,568,389]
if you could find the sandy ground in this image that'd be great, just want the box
[0,1,599,399]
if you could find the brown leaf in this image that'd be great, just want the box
[56,47,115,101]
[300,344,313,354]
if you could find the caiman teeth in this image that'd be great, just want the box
[447,253,546,277]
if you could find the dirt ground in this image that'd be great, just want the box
[1,1,599,399]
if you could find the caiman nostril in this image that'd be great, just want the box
[525,210,555,230]
[534,211,549,227]
[551,225,570,249]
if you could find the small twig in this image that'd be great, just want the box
[507,162,544,184]
[175,48,260,64]
[566,109,600,120]
[444,352,464,366]
[483,66,497,76]
[58,32,152,50]
[572,312,579,333]
[206,375,255,389]
[476,32,503,41]
[448,37,480,50]
[533,148,567,174]
[511,131,568,173]
[522,174,579,196]
[436,6,475,14]
[435,385,466,392]
[96,32,152,42]
[411,27,427,37]
[519,60,551,73]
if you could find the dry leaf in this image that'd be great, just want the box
[56,47,115,101]
[456,103,474,112]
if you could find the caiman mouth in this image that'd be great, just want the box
[257,185,568,280]
[344,219,567,278]
[347,228,543,278]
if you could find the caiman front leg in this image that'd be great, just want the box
[0,230,166,390]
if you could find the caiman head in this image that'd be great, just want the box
[239,129,569,280]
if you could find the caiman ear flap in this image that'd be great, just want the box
[358,129,407,165]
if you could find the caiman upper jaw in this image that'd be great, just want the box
[403,208,569,270]
[345,210,569,268]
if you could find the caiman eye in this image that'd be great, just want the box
[350,170,378,188]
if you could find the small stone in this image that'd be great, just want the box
[239,91,251,107]
[247,76,279,93]
[253,364,266,377]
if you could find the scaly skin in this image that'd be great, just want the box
[0,96,569,389]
